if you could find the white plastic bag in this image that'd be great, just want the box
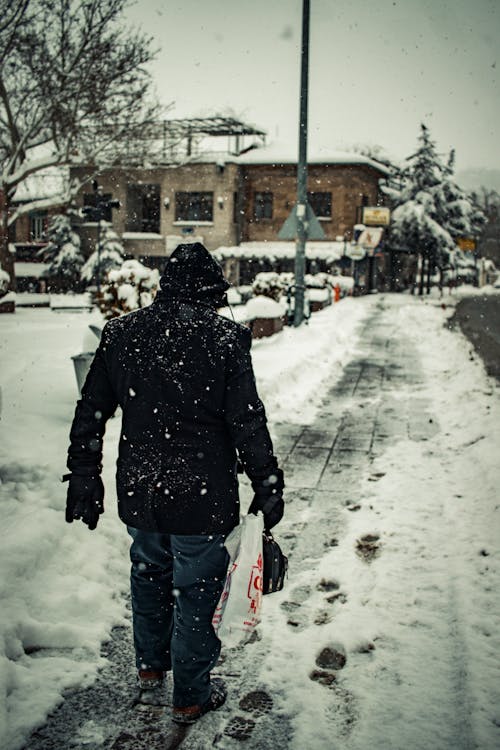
[212,512,264,648]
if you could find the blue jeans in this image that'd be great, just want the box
[128,527,229,708]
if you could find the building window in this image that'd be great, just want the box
[175,192,213,222]
[307,191,332,218]
[254,192,273,220]
[83,192,113,222]
[29,210,48,241]
[127,184,161,233]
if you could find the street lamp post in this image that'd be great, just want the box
[82,179,120,293]
[294,0,310,327]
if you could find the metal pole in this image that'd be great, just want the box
[96,216,101,294]
[294,0,310,327]
[94,182,102,295]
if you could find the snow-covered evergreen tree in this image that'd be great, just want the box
[38,213,84,291]
[384,124,486,291]
[80,224,125,287]
[96,259,159,319]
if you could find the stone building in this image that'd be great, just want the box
[70,141,389,280]
[10,118,390,289]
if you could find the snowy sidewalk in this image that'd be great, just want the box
[21,294,500,750]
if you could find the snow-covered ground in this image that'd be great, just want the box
[0,290,499,749]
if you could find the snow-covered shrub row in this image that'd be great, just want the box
[96,260,160,320]
[251,271,353,302]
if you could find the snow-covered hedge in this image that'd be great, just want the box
[96,260,160,320]
[252,272,287,301]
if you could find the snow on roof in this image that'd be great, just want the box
[13,166,67,203]
[214,241,345,262]
[234,142,391,174]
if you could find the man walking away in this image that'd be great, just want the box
[64,243,284,724]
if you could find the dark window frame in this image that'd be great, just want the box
[254,191,273,220]
[83,192,113,222]
[29,210,48,241]
[175,191,214,222]
[126,183,161,233]
[307,191,332,218]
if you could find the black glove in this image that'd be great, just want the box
[248,468,284,530]
[65,474,104,530]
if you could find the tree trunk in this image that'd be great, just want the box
[426,255,432,295]
[418,254,425,296]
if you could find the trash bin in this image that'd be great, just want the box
[71,352,94,394]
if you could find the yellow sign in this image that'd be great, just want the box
[362,207,391,226]
[456,237,476,252]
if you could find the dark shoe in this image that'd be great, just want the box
[135,670,168,707]
[172,678,227,725]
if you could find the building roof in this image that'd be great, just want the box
[233,142,391,174]
[13,167,67,203]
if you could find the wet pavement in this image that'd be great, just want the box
[451,294,500,380]
[23,296,442,750]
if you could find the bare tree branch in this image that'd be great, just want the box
[0,0,161,293]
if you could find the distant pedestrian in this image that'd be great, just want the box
[64,243,284,724]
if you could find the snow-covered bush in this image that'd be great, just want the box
[80,224,125,287]
[96,259,160,319]
[305,273,331,289]
[252,272,286,301]
[0,267,10,297]
[37,213,84,291]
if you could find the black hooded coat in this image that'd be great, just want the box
[67,243,279,535]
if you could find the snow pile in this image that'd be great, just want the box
[252,297,375,423]
[0,309,131,750]
[226,287,242,305]
[308,287,331,302]
[245,295,287,320]
[49,293,92,310]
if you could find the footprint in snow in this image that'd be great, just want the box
[355,533,381,563]
[281,585,313,629]
[221,691,273,742]
[315,645,347,670]
[316,579,340,592]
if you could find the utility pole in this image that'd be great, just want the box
[294,0,310,327]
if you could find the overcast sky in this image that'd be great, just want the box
[124,0,499,177]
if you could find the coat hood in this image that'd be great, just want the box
[159,242,229,303]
